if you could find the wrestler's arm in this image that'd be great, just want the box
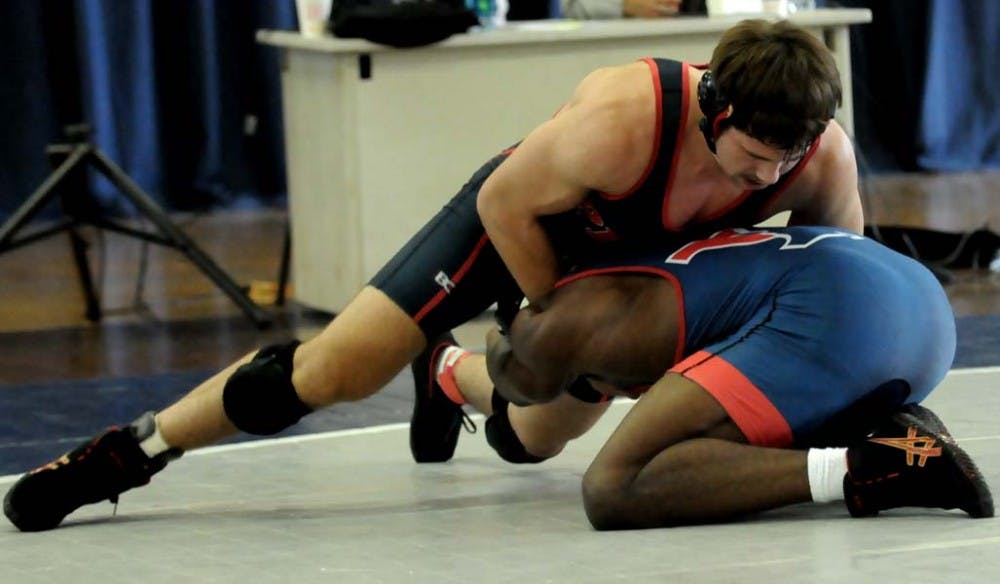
[486,278,645,404]
[477,67,646,302]
[485,299,581,406]
[787,121,864,234]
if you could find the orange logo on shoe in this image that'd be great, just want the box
[868,426,943,467]
[31,454,69,475]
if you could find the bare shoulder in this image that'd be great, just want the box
[487,62,655,202]
[548,62,659,192]
[569,62,655,139]
[813,121,857,174]
[480,62,656,215]
[572,61,651,101]
[787,120,863,231]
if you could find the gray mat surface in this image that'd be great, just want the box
[2,369,997,583]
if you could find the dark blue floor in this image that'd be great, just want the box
[0,368,418,476]
[1,314,997,476]
[954,314,1000,367]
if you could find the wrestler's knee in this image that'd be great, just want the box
[289,337,368,406]
[581,465,632,531]
[581,462,687,531]
[223,341,312,435]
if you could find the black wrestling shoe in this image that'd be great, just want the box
[844,404,993,519]
[4,412,182,532]
[900,403,952,439]
[409,332,476,463]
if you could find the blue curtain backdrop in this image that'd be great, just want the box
[918,0,1000,171]
[0,0,296,222]
[0,1,61,221]
[834,0,998,173]
[1,0,998,224]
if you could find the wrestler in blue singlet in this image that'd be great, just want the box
[562,226,956,447]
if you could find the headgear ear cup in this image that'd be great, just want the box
[697,70,729,154]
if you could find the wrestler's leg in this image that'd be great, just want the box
[3,285,426,532]
[439,350,611,459]
[158,286,425,450]
[582,372,994,530]
[581,373,810,530]
[5,154,512,531]
[171,151,512,449]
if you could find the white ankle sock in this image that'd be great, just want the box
[807,447,849,503]
[139,416,172,458]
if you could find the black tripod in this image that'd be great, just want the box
[0,124,272,328]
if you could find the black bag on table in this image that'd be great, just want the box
[330,0,479,48]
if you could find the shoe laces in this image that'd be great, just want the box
[460,410,478,434]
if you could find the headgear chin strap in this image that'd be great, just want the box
[697,70,731,154]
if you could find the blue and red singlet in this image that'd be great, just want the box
[559,226,956,447]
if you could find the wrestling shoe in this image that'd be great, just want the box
[844,404,993,519]
[410,332,476,463]
[4,412,182,532]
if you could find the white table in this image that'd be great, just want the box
[258,9,872,312]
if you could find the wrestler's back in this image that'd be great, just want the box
[560,226,954,403]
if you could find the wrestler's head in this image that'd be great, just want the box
[701,19,842,188]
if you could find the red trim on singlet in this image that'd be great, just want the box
[756,134,823,219]
[670,350,793,447]
[413,234,491,323]
[661,62,693,231]
[596,58,664,202]
[554,266,686,364]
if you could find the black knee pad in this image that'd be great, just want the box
[485,392,549,464]
[222,341,312,435]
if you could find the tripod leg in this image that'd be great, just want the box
[276,220,291,307]
[89,150,272,328]
[0,145,90,250]
[67,226,102,322]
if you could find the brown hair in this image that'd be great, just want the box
[709,19,842,157]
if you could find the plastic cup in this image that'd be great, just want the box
[295,0,332,38]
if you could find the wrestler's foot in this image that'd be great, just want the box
[4,412,182,532]
[409,332,475,463]
[844,404,993,518]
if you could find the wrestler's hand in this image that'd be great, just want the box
[486,327,532,406]
[486,326,563,406]
[494,292,525,337]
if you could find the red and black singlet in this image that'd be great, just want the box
[541,58,820,263]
